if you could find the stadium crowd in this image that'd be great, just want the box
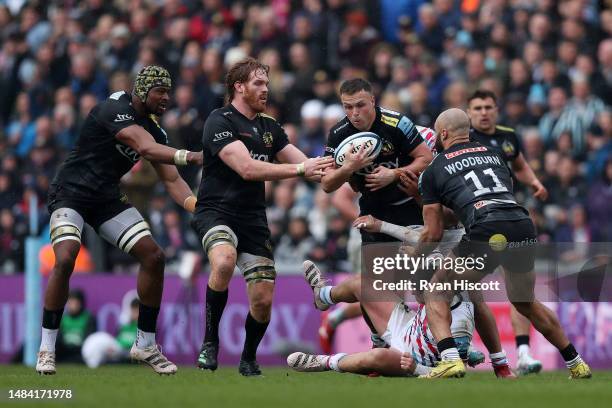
[0,0,610,275]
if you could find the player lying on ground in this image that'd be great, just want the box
[288,260,479,377]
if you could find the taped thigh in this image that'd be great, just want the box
[98,207,151,253]
[202,225,238,254]
[50,208,84,246]
[237,252,276,284]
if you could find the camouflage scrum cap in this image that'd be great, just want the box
[134,65,171,102]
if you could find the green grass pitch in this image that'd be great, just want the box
[2,365,611,408]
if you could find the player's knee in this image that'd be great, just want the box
[250,292,273,315]
[212,252,236,276]
[141,245,166,272]
[511,302,532,318]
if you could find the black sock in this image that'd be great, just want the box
[138,303,160,333]
[560,343,579,362]
[241,313,269,361]
[437,337,458,353]
[360,304,378,335]
[204,285,228,344]
[516,335,530,348]
[42,308,64,330]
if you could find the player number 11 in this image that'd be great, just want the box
[464,168,508,197]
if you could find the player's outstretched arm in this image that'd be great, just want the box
[321,143,374,193]
[219,140,332,181]
[116,125,203,166]
[275,144,334,182]
[151,162,197,213]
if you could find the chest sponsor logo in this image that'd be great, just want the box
[114,113,134,122]
[354,158,399,176]
[324,146,335,154]
[262,131,273,147]
[250,150,269,161]
[115,144,140,163]
[333,122,349,134]
[213,131,233,142]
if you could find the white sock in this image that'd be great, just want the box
[319,286,335,306]
[135,329,156,348]
[328,353,347,372]
[565,355,584,369]
[490,351,508,366]
[518,344,530,356]
[440,347,460,361]
[40,328,58,352]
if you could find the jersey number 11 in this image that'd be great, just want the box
[464,168,508,197]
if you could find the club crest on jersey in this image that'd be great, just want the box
[115,144,141,163]
[380,140,395,155]
[502,140,515,156]
[262,131,273,147]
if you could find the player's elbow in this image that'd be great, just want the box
[239,162,259,181]
[137,144,156,161]
[320,177,337,193]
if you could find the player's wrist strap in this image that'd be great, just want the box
[296,162,306,177]
[174,149,189,166]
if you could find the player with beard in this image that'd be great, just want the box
[413,108,591,379]
[37,66,203,376]
[468,89,548,375]
[192,58,333,376]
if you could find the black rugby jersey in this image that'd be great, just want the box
[196,104,289,215]
[419,141,530,231]
[324,106,424,214]
[469,125,522,164]
[51,91,169,201]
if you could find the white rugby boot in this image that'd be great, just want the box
[130,344,177,375]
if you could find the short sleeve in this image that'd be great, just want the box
[511,131,523,161]
[202,112,238,157]
[271,121,290,155]
[397,115,423,153]
[96,94,138,136]
[324,127,343,157]
[418,166,440,205]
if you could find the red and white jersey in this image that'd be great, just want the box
[383,297,474,367]
[416,125,437,155]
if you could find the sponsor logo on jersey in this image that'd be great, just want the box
[333,122,349,134]
[324,146,335,154]
[381,140,395,155]
[114,113,134,122]
[262,131,273,147]
[250,150,269,161]
[115,144,141,162]
[444,146,488,159]
[380,107,401,116]
[380,114,399,127]
[213,131,233,142]
[398,116,415,135]
[355,158,399,176]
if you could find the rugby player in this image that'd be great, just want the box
[321,78,432,346]
[191,58,333,376]
[468,89,548,375]
[413,108,591,379]
[38,66,202,375]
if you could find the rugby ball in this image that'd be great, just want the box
[334,132,382,168]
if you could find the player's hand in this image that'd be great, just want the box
[400,352,416,374]
[397,169,421,198]
[352,215,382,233]
[399,244,416,257]
[343,143,375,172]
[303,156,335,178]
[531,179,548,201]
[187,151,204,166]
[364,166,396,191]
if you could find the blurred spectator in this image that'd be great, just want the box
[0,208,26,273]
[545,155,587,208]
[298,99,325,158]
[57,289,97,363]
[586,158,612,241]
[274,215,316,274]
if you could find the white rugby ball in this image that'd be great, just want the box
[334,132,382,167]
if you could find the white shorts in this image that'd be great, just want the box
[405,225,465,257]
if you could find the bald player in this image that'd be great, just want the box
[412,109,591,379]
